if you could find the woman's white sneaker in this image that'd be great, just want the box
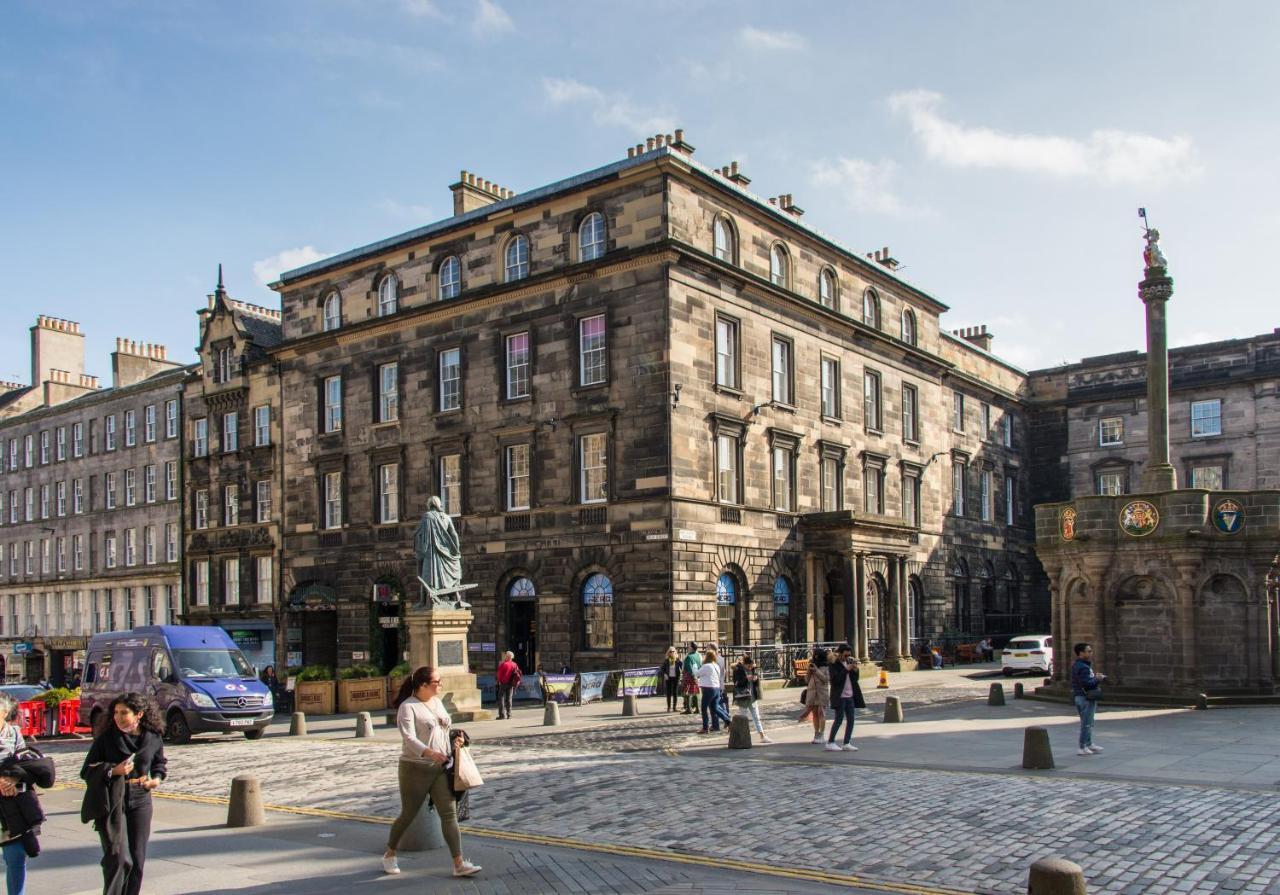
[811,735,824,744]
[1088,744,1105,754]
[453,860,482,877]
[382,854,401,875]
[841,743,858,752]
[1076,747,1094,756]
[824,742,842,752]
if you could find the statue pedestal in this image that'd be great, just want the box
[404,606,491,722]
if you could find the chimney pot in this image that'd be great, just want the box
[674,128,684,143]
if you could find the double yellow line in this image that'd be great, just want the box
[52,783,969,895]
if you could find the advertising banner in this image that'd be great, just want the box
[515,675,543,701]
[621,666,660,697]
[578,671,607,705]
[542,673,576,704]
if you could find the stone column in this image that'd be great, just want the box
[897,556,911,661]
[841,554,856,649]
[1172,559,1200,693]
[854,553,868,662]
[804,554,818,642]
[1139,262,1177,491]
[884,556,902,672]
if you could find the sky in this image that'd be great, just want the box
[1,1,1277,383]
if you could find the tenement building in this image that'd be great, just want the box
[0,317,189,683]
[181,275,284,672]
[269,132,1045,675]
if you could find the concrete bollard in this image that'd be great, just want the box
[1027,856,1087,894]
[355,712,374,738]
[883,695,904,723]
[1196,693,1209,711]
[288,712,307,736]
[543,702,561,726]
[227,774,266,827]
[397,804,445,852]
[1022,727,1054,770]
[988,683,1006,706]
[727,713,752,749]
[622,694,640,716]
[1014,682,1025,699]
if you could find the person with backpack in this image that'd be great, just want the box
[495,651,522,720]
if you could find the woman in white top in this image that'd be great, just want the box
[382,666,481,878]
[695,648,731,733]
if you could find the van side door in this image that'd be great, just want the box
[150,648,178,713]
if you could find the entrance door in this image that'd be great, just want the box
[509,601,536,674]
[301,613,337,668]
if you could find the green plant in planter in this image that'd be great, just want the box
[388,662,411,678]
[295,665,333,682]
[337,663,381,680]
[35,687,78,708]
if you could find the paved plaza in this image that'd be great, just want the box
[35,669,1280,894]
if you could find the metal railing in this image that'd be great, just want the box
[720,641,848,681]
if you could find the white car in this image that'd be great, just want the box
[1002,635,1053,677]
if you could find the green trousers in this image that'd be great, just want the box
[386,759,462,858]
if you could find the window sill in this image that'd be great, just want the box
[713,384,743,398]
[865,427,883,437]
[499,395,533,406]
[370,421,400,431]
[821,416,843,426]
[435,408,464,418]
[571,383,609,397]
[903,438,921,449]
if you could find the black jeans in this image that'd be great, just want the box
[663,676,679,710]
[98,787,153,895]
[497,683,514,718]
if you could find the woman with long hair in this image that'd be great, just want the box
[659,647,681,712]
[80,692,167,895]
[382,666,481,878]
[799,647,831,743]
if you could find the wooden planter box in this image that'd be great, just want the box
[338,677,389,714]
[295,680,336,716]
[388,674,406,704]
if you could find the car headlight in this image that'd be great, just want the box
[263,691,273,707]
[189,691,215,708]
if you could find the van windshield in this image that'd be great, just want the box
[174,649,254,679]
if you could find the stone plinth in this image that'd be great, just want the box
[404,606,492,722]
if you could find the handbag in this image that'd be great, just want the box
[1084,688,1102,702]
[452,744,484,792]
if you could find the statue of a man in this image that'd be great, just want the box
[1143,228,1168,272]
[413,496,466,608]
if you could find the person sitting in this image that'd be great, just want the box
[976,638,993,662]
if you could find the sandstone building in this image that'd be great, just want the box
[268,134,1044,674]
[0,318,189,683]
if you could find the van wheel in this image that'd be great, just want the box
[165,711,192,745]
[1002,668,1014,677]
[243,727,265,741]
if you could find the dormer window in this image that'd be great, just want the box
[322,292,342,331]
[579,212,605,262]
[377,275,398,316]
[438,256,460,300]
[505,235,529,282]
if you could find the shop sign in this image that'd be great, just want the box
[47,637,88,651]
[378,616,400,629]
[13,643,32,656]
[286,651,302,668]
[228,630,262,648]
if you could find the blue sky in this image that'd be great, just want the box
[2,1,1277,382]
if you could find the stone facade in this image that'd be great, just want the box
[181,284,284,672]
[270,134,1044,677]
[0,321,188,683]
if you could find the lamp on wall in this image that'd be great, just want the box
[670,383,682,409]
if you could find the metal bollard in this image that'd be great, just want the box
[227,774,266,827]
[621,694,640,716]
[1022,726,1055,770]
[288,712,307,736]
[883,695,904,723]
[988,682,1006,706]
[543,702,561,726]
[1027,856,1087,894]
[355,712,374,738]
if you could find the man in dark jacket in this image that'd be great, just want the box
[826,644,865,753]
[1071,642,1106,756]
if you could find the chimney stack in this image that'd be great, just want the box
[951,325,994,352]
[30,315,85,391]
[449,169,516,216]
[868,247,900,271]
[112,336,180,388]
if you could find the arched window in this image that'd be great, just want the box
[901,307,917,345]
[862,289,879,328]
[951,558,971,632]
[508,576,537,673]
[770,244,789,287]
[582,572,614,650]
[712,216,735,263]
[322,292,341,332]
[508,577,536,600]
[578,212,605,262]
[505,235,529,282]
[377,275,398,317]
[716,572,738,646]
[772,576,792,643]
[438,256,460,301]
[908,577,924,646]
[818,269,836,309]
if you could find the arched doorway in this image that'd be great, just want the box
[866,574,888,660]
[716,572,739,646]
[507,577,537,673]
[772,576,792,643]
[951,558,971,633]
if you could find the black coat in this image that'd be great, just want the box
[731,664,762,701]
[828,661,866,709]
[80,726,168,785]
[0,747,55,841]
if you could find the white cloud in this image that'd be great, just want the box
[376,198,433,222]
[542,77,676,135]
[888,90,1201,186]
[472,0,514,36]
[253,247,328,286]
[809,157,925,218]
[738,26,806,51]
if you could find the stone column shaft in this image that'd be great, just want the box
[1139,270,1177,491]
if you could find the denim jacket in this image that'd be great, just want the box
[1070,657,1100,698]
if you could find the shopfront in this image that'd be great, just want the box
[46,636,88,687]
[372,580,404,674]
[220,622,276,674]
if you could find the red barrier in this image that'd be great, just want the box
[17,701,46,738]
[57,699,91,735]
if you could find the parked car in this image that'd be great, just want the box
[0,685,46,703]
[1002,635,1053,677]
[80,625,274,744]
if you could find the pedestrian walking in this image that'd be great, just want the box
[0,692,55,895]
[695,648,731,733]
[680,642,701,714]
[799,647,831,743]
[732,654,772,744]
[495,651,522,720]
[80,692,167,895]
[825,644,864,752]
[383,666,481,878]
[1070,643,1106,756]
[660,647,682,712]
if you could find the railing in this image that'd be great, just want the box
[579,506,607,526]
[719,507,742,524]
[504,514,531,532]
[720,641,847,681]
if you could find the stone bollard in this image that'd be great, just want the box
[1027,856,1087,894]
[988,683,1006,706]
[1014,682,1025,699]
[288,712,307,736]
[386,713,397,727]
[227,775,266,828]
[622,694,640,716]
[397,804,445,852]
[883,695,904,723]
[727,713,752,749]
[543,702,561,726]
[1022,727,1054,770]
[1196,693,1209,711]
[355,712,374,738]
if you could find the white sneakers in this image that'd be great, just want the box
[842,743,858,752]
[1088,744,1104,753]
[382,854,401,875]
[453,860,483,877]
[1077,744,1105,756]
[760,736,774,744]
[811,735,824,744]
[824,742,842,752]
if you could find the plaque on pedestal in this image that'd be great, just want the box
[403,606,491,722]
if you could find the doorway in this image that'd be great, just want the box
[301,613,337,668]
[509,600,536,674]
[377,604,401,674]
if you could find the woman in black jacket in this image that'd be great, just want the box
[81,693,168,895]
[826,643,866,752]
